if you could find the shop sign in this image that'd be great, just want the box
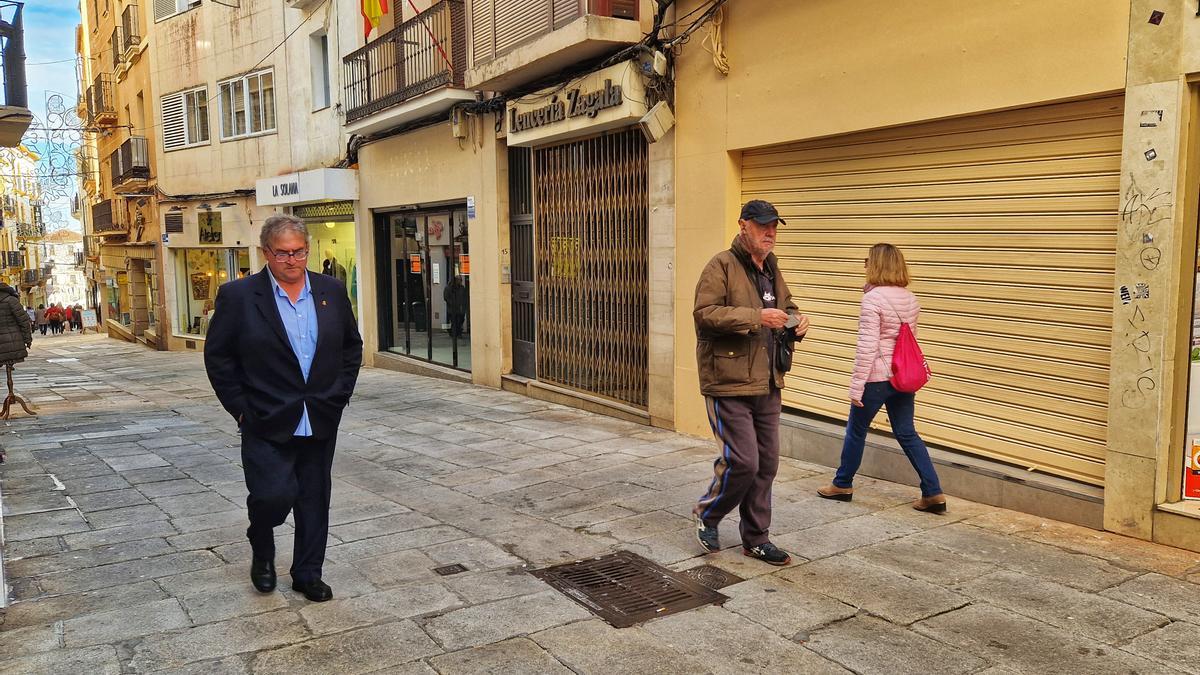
[506,62,649,148]
[255,168,359,207]
[460,254,470,275]
[81,310,98,329]
[198,212,223,244]
[410,254,421,274]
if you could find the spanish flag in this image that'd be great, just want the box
[362,0,388,38]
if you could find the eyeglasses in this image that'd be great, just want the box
[267,247,309,262]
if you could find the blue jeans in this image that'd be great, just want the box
[834,381,942,497]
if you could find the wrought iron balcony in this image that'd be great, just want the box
[111,136,149,187]
[121,3,141,56]
[16,221,44,240]
[86,74,117,126]
[20,268,38,286]
[0,2,31,146]
[342,0,466,124]
[91,199,128,236]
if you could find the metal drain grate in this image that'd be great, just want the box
[531,550,728,628]
[680,565,744,590]
[432,564,468,576]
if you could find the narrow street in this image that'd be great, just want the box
[0,332,1197,674]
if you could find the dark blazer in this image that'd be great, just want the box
[204,268,363,444]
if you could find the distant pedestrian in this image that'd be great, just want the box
[0,283,33,365]
[691,200,809,566]
[46,304,63,335]
[204,214,363,603]
[25,305,34,326]
[818,243,946,513]
[63,305,74,332]
[73,304,84,331]
[35,304,47,336]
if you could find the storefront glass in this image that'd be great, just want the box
[174,248,250,337]
[303,218,358,318]
[107,271,129,325]
[1186,245,1200,498]
[382,208,470,371]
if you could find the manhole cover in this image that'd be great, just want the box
[680,564,743,590]
[531,550,727,628]
[433,564,468,576]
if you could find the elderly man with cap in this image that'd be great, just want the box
[691,199,810,565]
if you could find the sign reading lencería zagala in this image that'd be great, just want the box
[506,62,649,147]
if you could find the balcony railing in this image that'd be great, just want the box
[4,250,20,269]
[121,3,140,55]
[91,199,128,235]
[16,221,44,239]
[86,74,116,126]
[111,26,123,70]
[21,269,38,286]
[342,0,466,124]
[469,0,638,68]
[111,136,149,185]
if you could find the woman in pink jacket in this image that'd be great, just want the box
[818,244,946,513]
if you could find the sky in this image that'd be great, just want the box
[20,0,84,232]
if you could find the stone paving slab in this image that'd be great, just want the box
[3,333,1200,674]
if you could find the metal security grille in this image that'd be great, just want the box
[294,201,355,221]
[510,147,536,377]
[534,130,648,408]
[531,551,727,628]
[741,96,1124,485]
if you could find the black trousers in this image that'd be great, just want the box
[241,431,336,583]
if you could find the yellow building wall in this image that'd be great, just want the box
[355,120,507,387]
[672,0,1131,436]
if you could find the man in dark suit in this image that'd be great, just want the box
[204,213,363,602]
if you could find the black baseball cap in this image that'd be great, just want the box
[740,199,786,225]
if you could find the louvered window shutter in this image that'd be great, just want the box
[154,0,176,21]
[161,92,188,150]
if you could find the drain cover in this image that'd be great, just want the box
[433,564,468,576]
[680,564,743,590]
[531,550,727,628]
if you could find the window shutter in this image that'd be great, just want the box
[161,92,188,150]
[164,211,184,233]
[154,0,176,21]
[470,0,495,67]
[494,0,550,55]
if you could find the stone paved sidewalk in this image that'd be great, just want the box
[1,333,1199,674]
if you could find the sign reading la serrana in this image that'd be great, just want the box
[510,79,625,133]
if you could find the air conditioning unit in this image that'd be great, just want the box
[589,0,638,20]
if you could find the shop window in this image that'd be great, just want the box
[379,208,471,371]
[174,247,250,337]
[304,218,357,318]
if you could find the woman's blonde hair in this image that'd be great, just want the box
[866,243,910,287]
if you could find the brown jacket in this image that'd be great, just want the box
[694,236,799,397]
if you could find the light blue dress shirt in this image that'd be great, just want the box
[267,268,319,437]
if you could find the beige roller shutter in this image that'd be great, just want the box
[742,95,1124,485]
[494,0,551,55]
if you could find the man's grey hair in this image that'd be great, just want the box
[260,213,309,250]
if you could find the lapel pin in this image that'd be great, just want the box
[321,300,328,306]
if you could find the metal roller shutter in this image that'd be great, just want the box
[494,0,551,55]
[742,95,1124,485]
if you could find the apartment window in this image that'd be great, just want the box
[153,0,199,22]
[310,33,330,111]
[218,70,275,140]
[161,87,209,151]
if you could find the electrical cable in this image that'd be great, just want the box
[247,0,331,74]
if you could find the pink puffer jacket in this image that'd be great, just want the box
[849,285,920,401]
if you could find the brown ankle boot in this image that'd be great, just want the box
[913,494,947,513]
[817,484,854,502]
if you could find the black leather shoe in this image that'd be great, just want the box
[292,578,333,602]
[250,556,276,593]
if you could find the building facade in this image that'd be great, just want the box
[342,0,675,429]
[0,145,48,306]
[669,0,1200,554]
[77,0,167,346]
[42,229,87,308]
[147,0,353,352]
